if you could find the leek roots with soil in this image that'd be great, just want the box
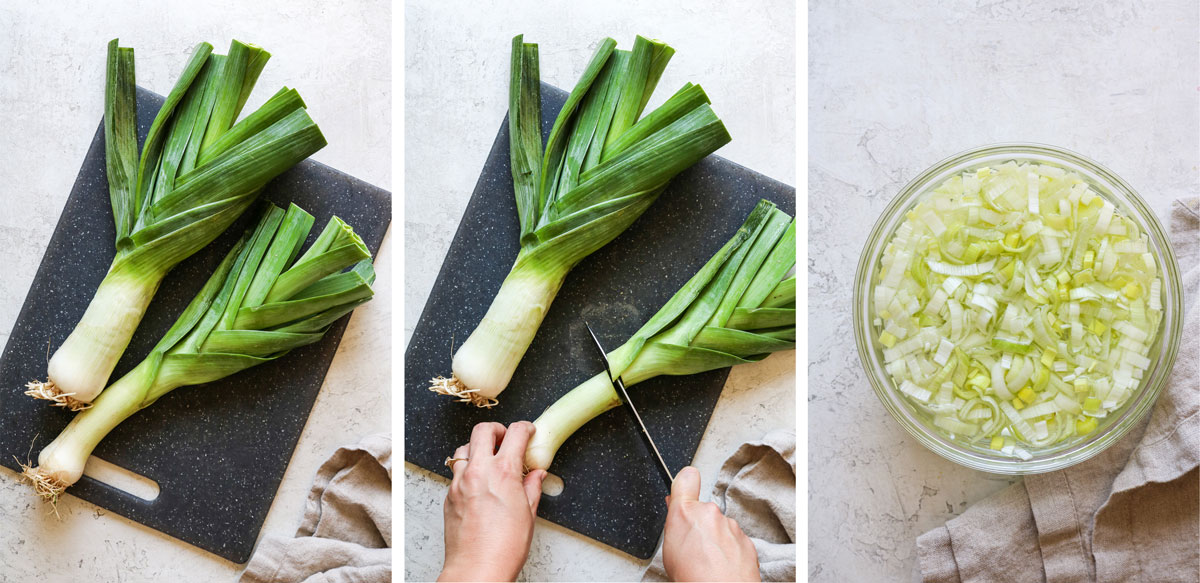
[28,39,325,409]
[523,199,796,470]
[22,203,374,501]
[430,34,732,407]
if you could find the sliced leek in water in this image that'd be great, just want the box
[22,204,374,501]
[28,39,325,409]
[524,200,795,470]
[429,35,732,407]
[873,162,1162,458]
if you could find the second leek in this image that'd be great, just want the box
[23,203,375,500]
[524,200,796,470]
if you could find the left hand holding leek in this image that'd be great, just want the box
[439,421,546,583]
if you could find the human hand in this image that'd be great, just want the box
[662,466,760,582]
[439,421,547,582]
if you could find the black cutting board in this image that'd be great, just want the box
[405,83,794,560]
[0,87,391,564]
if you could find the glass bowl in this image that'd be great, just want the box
[853,143,1184,474]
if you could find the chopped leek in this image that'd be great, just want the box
[524,200,794,470]
[22,204,374,500]
[873,162,1162,454]
[27,39,325,409]
[430,35,731,407]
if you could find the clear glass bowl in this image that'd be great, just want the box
[853,143,1184,474]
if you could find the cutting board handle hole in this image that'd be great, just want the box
[540,472,564,497]
[83,456,160,502]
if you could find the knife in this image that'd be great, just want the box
[583,321,674,487]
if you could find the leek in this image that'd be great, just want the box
[873,161,1162,453]
[27,39,325,409]
[429,35,732,407]
[524,200,795,470]
[21,203,373,500]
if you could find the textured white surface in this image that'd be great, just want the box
[0,1,390,581]
[808,1,1199,581]
[404,1,795,580]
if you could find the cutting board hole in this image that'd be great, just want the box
[83,456,160,502]
[540,472,564,496]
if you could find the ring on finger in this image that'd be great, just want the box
[444,456,469,469]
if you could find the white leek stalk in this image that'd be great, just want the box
[449,262,567,396]
[28,39,325,409]
[430,34,732,407]
[22,204,374,501]
[525,200,796,470]
[41,270,160,407]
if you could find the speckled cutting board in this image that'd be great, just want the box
[405,83,794,560]
[0,87,390,564]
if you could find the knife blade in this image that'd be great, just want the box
[583,321,674,487]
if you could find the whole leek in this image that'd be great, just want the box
[22,203,374,500]
[28,39,326,409]
[431,34,732,407]
[523,200,796,470]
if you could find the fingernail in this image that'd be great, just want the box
[679,466,698,477]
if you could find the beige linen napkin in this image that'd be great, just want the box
[643,429,797,582]
[917,198,1200,583]
[240,433,392,583]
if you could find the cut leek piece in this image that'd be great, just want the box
[430,35,731,407]
[524,200,794,470]
[28,39,325,410]
[873,161,1162,454]
[21,204,373,501]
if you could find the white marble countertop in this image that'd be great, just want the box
[0,2,390,581]
[808,1,1198,581]
[403,1,795,580]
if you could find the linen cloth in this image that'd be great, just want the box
[917,198,1200,583]
[643,429,797,582]
[240,433,392,583]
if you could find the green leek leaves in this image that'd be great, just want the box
[137,203,374,403]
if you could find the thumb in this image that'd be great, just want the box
[523,469,547,517]
[669,466,701,507]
